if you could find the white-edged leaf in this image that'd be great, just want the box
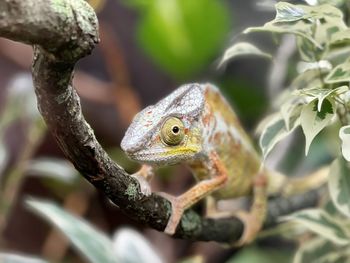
[325,61,350,84]
[244,21,321,49]
[0,253,48,263]
[274,2,307,22]
[300,98,335,155]
[296,60,332,74]
[328,157,350,218]
[219,42,271,67]
[26,198,116,263]
[339,126,350,161]
[281,209,350,245]
[25,158,78,184]
[112,228,163,263]
[294,237,346,263]
[290,69,324,91]
[259,112,300,159]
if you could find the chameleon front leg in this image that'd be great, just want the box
[159,152,228,235]
[234,170,268,246]
[131,164,154,196]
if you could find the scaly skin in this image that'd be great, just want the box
[121,83,328,245]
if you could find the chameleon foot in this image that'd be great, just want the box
[131,173,152,196]
[157,192,184,235]
[234,210,263,246]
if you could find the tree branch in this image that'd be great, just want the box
[0,0,323,244]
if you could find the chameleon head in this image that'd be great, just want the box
[121,83,205,165]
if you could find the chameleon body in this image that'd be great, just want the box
[121,83,327,244]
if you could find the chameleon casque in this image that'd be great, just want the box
[121,83,327,245]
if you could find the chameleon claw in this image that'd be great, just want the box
[157,192,184,235]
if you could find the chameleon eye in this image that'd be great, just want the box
[161,117,185,146]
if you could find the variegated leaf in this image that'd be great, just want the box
[294,237,347,263]
[325,61,350,83]
[259,112,300,159]
[339,125,350,161]
[300,98,335,155]
[282,209,350,245]
[328,157,350,218]
[218,42,271,67]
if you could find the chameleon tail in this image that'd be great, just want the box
[266,166,329,197]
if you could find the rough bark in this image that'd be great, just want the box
[0,0,323,244]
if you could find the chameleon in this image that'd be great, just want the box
[121,83,328,245]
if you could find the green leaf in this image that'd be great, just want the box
[281,209,350,245]
[300,98,335,155]
[0,253,48,263]
[226,245,292,263]
[259,111,300,159]
[137,0,230,79]
[325,61,350,83]
[294,237,347,263]
[339,125,350,161]
[218,42,271,67]
[26,199,116,263]
[328,157,350,218]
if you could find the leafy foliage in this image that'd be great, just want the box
[221,1,350,261]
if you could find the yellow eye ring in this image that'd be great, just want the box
[161,117,185,146]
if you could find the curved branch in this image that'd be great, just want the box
[0,0,323,244]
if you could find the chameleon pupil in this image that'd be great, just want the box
[172,126,179,133]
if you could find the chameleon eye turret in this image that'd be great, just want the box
[161,117,185,146]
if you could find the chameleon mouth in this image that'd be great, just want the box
[126,146,200,164]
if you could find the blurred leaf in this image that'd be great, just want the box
[112,228,163,263]
[294,237,347,263]
[300,98,335,155]
[219,42,271,67]
[259,111,300,159]
[25,158,78,184]
[297,36,320,62]
[26,199,116,263]
[137,0,230,79]
[325,61,350,84]
[339,126,350,161]
[0,253,48,263]
[328,157,350,218]
[282,209,350,245]
[296,60,332,73]
[0,143,9,175]
[226,245,292,263]
[290,69,324,90]
[6,73,40,121]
